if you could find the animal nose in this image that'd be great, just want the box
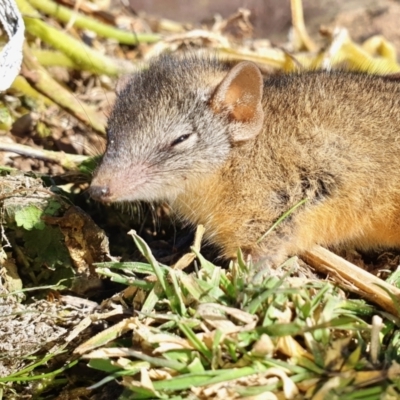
[89,185,111,202]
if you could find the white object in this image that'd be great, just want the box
[0,0,25,91]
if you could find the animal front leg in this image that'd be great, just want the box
[241,222,304,282]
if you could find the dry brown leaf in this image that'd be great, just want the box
[276,335,314,361]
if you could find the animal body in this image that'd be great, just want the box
[89,54,400,267]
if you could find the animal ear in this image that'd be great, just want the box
[211,61,264,142]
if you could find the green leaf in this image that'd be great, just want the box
[44,199,62,216]
[88,358,122,373]
[178,322,212,361]
[129,230,179,312]
[124,350,187,372]
[78,155,102,175]
[23,225,72,271]
[15,205,45,230]
[256,322,304,337]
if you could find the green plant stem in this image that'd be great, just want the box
[11,75,55,106]
[22,44,106,134]
[32,49,77,68]
[257,199,307,244]
[16,0,135,76]
[28,0,161,45]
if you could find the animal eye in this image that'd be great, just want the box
[170,134,191,147]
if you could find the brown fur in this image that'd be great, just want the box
[90,54,400,267]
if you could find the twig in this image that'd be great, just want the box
[27,0,161,45]
[302,245,400,316]
[0,141,88,170]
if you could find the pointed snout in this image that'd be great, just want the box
[89,162,155,203]
[88,184,112,202]
[89,165,145,203]
[89,166,116,202]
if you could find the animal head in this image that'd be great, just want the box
[89,54,264,203]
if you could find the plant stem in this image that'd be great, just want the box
[22,44,106,134]
[16,0,135,76]
[0,141,88,169]
[31,49,77,68]
[28,0,160,45]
